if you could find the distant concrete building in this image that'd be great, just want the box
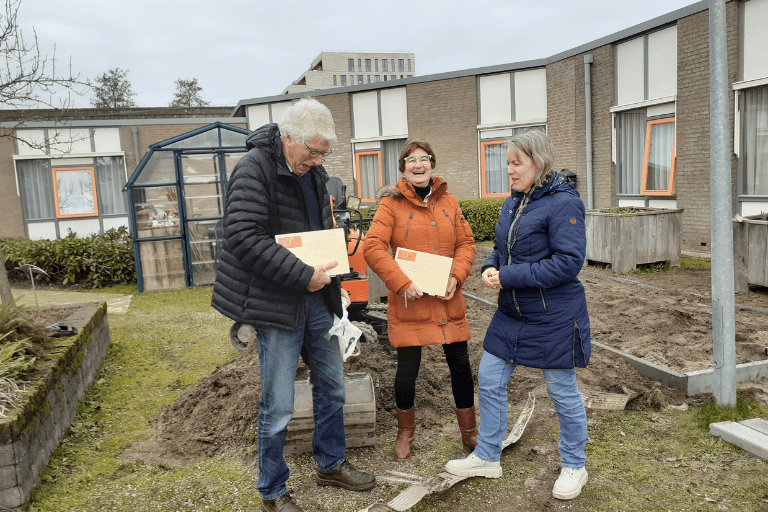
[283,52,416,94]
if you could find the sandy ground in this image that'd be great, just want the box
[132,247,768,511]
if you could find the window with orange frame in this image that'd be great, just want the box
[355,151,382,201]
[641,118,676,195]
[52,166,99,218]
[481,140,509,197]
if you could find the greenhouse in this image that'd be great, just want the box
[124,122,250,292]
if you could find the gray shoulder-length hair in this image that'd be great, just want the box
[279,97,337,145]
[507,130,556,188]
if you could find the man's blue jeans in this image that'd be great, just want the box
[474,350,588,468]
[255,292,346,499]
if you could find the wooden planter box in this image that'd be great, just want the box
[585,207,684,273]
[733,213,768,293]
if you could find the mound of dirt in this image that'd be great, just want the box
[155,248,768,466]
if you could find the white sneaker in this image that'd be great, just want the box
[552,466,588,500]
[444,452,502,478]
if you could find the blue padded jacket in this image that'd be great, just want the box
[482,170,591,369]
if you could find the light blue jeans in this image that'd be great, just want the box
[474,350,588,468]
[255,292,346,500]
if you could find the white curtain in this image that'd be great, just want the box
[96,156,128,215]
[618,111,646,194]
[382,139,405,186]
[16,159,54,220]
[743,86,768,196]
[358,153,379,200]
[485,143,507,194]
[645,122,675,192]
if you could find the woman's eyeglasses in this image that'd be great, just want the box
[404,155,432,165]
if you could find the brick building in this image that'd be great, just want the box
[235,0,768,252]
[0,108,246,240]
[2,0,767,254]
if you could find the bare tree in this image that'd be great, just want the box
[0,0,89,149]
[91,67,136,108]
[0,0,91,300]
[169,78,209,107]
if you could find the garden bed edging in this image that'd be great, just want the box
[0,302,109,511]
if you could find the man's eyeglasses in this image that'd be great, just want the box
[404,155,432,165]
[304,142,332,161]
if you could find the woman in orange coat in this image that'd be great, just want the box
[363,139,477,460]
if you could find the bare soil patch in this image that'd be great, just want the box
[147,248,768,511]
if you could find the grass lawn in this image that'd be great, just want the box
[26,285,768,512]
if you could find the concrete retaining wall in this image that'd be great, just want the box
[0,303,110,511]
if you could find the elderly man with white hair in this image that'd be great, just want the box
[212,98,375,512]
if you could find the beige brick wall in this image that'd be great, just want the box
[675,4,739,251]
[315,94,356,192]
[407,76,479,199]
[0,132,24,238]
[310,79,479,200]
[545,43,614,210]
[590,45,617,210]
[547,56,584,190]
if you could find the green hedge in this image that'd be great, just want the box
[458,198,505,241]
[1,226,136,288]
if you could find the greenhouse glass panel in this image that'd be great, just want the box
[138,239,185,291]
[181,154,223,219]
[224,153,245,177]
[135,151,175,185]
[220,129,249,147]
[166,130,220,149]
[187,219,222,285]
[132,187,180,238]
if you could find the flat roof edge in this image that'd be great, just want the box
[233,58,549,115]
[1,117,247,129]
[235,1,714,115]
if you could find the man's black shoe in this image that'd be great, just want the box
[316,460,376,491]
[260,492,303,512]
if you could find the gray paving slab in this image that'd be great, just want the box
[710,419,768,460]
[9,288,132,314]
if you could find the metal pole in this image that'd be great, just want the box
[29,267,39,312]
[584,55,594,210]
[709,0,736,407]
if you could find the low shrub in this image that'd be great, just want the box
[1,226,136,288]
[458,198,506,241]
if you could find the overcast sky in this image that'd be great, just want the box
[18,0,700,109]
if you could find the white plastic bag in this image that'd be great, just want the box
[327,298,362,361]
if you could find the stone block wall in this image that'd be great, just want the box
[0,303,110,511]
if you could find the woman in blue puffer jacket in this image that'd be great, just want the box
[446,130,591,501]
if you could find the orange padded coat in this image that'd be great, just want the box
[363,177,476,347]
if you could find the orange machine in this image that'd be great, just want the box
[333,191,371,316]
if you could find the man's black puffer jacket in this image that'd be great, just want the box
[211,123,342,329]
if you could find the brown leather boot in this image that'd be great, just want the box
[260,492,304,512]
[456,407,478,450]
[394,407,416,460]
